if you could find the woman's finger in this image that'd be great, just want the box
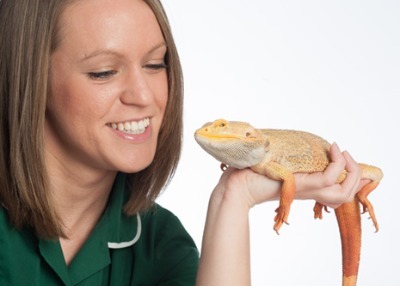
[337,151,362,203]
[295,143,346,192]
[320,142,347,186]
[298,150,362,208]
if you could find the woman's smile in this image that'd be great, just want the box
[108,117,150,135]
[107,117,153,143]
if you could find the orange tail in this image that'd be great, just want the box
[334,199,361,286]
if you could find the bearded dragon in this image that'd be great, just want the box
[194,119,383,286]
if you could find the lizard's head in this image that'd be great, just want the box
[194,119,268,169]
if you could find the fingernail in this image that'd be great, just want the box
[331,142,340,152]
[343,151,355,162]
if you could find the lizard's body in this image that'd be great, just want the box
[195,119,383,286]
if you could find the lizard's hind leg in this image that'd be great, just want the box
[357,181,380,232]
[357,163,383,232]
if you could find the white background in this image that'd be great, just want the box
[157,1,400,285]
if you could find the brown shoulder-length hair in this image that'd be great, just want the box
[0,0,183,239]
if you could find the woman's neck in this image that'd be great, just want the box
[50,170,116,232]
[45,150,118,265]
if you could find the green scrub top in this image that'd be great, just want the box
[0,173,199,285]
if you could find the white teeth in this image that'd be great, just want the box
[138,120,144,129]
[110,118,150,134]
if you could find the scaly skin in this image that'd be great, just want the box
[194,119,383,286]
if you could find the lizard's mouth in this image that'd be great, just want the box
[194,132,239,140]
[194,133,266,169]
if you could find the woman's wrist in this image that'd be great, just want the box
[210,167,281,213]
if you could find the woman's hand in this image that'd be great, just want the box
[294,143,367,208]
[211,143,365,211]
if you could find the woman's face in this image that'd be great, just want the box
[46,0,168,174]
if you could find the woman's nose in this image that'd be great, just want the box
[120,68,153,106]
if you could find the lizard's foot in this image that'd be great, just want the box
[357,181,380,232]
[273,206,290,234]
[313,202,330,220]
[358,196,379,232]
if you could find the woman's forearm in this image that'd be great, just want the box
[195,168,282,286]
[196,188,251,286]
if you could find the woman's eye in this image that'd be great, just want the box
[143,63,168,72]
[88,70,117,80]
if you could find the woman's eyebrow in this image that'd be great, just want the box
[79,42,167,63]
[79,49,123,63]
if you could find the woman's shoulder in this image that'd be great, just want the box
[141,203,179,222]
[130,204,199,285]
[0,206,37,254]
[139,203,194,241]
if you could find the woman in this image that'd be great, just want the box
[0,0,363,285]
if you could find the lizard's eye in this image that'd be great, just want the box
[219,123,226,127]
[246,132,251,137]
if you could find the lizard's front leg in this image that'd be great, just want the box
[252,162,296,234]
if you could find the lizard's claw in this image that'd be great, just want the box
[220,163,228,172]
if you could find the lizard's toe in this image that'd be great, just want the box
[273,206,290,234]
